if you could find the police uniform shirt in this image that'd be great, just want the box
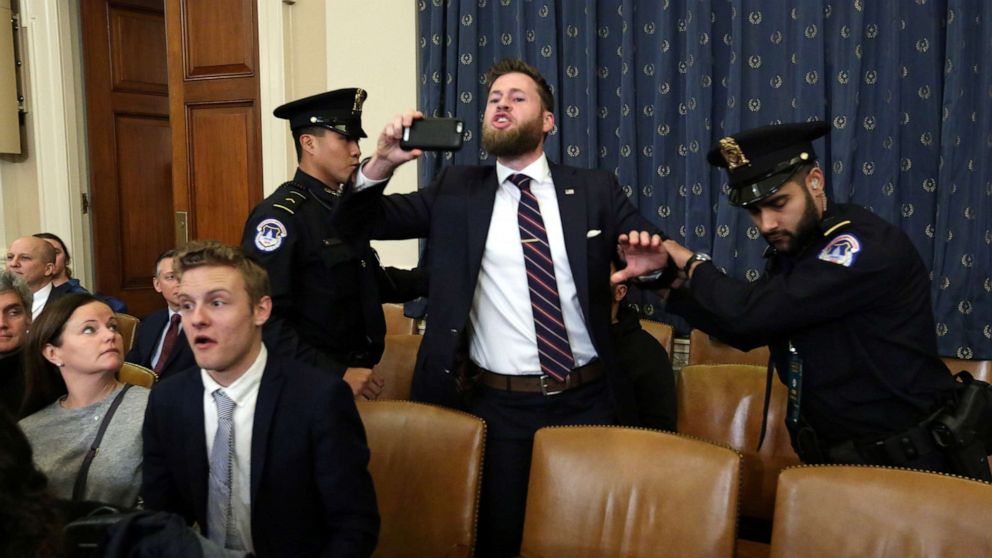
[241,169,386,368]
[668,203,957,442]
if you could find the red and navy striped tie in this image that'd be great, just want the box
[509,173,575,381]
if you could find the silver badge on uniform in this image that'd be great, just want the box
[255,218,288,252]
[818,233,861,267]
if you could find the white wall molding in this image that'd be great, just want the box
[16,0,91,283]
[257,0,289,196]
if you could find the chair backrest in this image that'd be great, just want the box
[118,362,157,388]
[943,357,991,383]
[519,426,741,558]
[639,319,674,358]
[376,334,423,400]
[688,329,770,366]
[115,313,140,352]
[770,465,992,557]
[383,303,418,335]
[677,364,800,521]
[358,401,485,558]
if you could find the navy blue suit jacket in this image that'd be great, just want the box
[125,308,195,380]
[141,353,379,557]
[338,162,659,424]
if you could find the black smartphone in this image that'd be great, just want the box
[400,118,464,151]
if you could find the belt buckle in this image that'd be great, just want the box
[540,374,569,396]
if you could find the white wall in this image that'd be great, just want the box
[324,0,420,269]
[0,0,91,285]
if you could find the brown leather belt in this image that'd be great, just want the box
[478,360,604,395]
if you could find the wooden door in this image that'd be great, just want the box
[82,0,263,317]
[82,0,172,316]
[165,0,263,246]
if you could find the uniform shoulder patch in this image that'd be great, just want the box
[254,218,288,252]
[818,233,861,267]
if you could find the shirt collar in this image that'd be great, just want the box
[294,168,340,207]
[495,153,551,187]
[200,344,267,406]
[35,281,53,300]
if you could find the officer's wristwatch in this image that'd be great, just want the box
[683,252,712,273]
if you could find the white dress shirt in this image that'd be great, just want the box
[355,155,598,375]
[201,344,266,553]
[151,309,182,369]
[468,155,597,374]
[31,282,53,319]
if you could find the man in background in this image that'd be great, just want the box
[609,264,676,431]
[5,236,60,319]
[126,249,195,379]
[0,270,31,417]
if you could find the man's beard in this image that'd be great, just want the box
[764,187,820,255]
[482,113,544,158]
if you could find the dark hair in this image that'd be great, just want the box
[173,240,270,305]
[154,248,178,277]
[485,58,555,114]
[0,409,63,557]
[33,232,71,279]
[291,125,328,161]
[20,293,105,417]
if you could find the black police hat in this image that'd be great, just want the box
[707,121,830,207]
[273,88,368,139]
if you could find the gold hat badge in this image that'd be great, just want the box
[353,88,367,113]
[719,137,750,170]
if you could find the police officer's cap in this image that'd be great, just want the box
[707,121,830,207]
[273,88,368,139]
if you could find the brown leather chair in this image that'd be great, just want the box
[677,364,800,523]
[639,319,674,358]
[943,357,991,383]
[770,465,992,557]
[519,426,741,558]
[115,312,140,352]
[383,303,418,335]
[688,328,770,366]
[376,334,422,400]
[118,362,157,388]
[357,400,485,558]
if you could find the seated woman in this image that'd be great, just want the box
[18,293,149,508]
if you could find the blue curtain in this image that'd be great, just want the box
[416,0,992,359]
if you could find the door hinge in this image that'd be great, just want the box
[81,192,89,214]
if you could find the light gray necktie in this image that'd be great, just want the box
[207,388,242,549]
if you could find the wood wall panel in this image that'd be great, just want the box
[114,114,173,288]
[187,103,255,244]
[183,0,255,78]
[110,7,168,94]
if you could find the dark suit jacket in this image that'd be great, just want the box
[142,354,379,557]
[125,308,195,380]
[338,162,658,424]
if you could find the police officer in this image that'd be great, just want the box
[615,121,983,477]
[242,89,423,399]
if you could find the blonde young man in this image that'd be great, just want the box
[142,241,378,557]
